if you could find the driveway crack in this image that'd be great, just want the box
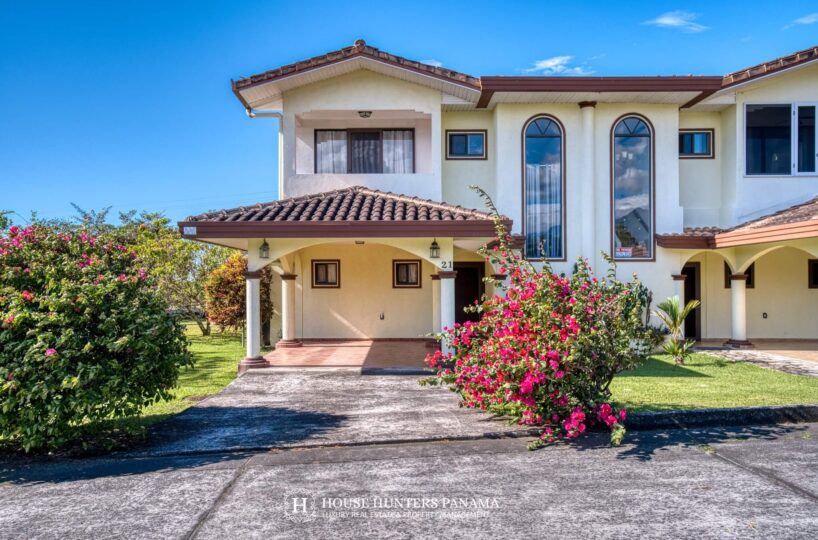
[182,456,255,540]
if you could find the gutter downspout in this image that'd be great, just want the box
[246,108,284,200]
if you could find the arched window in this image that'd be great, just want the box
[612,115,653,260]
[523,116,564,259]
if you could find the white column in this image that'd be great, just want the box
[239,271,266,373]
[579,101,596,262]
[671,274,687,338]
[278,273,301,347]
[439,272,456,354]
[727,274,750,347]
[431,275,441,333]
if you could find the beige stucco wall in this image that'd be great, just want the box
[686,247,818,339]
[291,243,436,339]
[679,111,723,227]
[441,111,496,210]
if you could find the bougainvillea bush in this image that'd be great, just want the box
[422,192,653,449]
[0,225,191,451]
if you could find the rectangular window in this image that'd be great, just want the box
[315,129,414,174]
[809,259,818,289]
[746,105,791,175]
[393,260,421,288]
[679,129,714,158]
[724,262,755,289]
[446,130,487,159]
[312,260,340,288]
[797,105,816,174]
[746,103,818,176]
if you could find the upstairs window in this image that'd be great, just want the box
[446,131,486,159]
[809,260,818,289]
[612,115,653,260]
[746,103,817,175]
[315,129,414,174]
[679,129,714,158]
[523,116,564,260]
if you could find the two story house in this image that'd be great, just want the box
[178,40,818,372]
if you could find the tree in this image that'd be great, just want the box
[204,253,273,342]
[653,296,701,365]
[123,213,231,336]
[0,225,192,451]
[0,211,10,231]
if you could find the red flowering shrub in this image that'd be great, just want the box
[422,192,652,448]
[0,225,191,451]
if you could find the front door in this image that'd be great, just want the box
[454,263,485,324]
[681,263,701,341]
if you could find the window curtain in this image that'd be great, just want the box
[383,130,414,173]
[350,132,382,173]
[315,131,347,173]
[525,164,562,259]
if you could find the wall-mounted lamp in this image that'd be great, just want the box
[429,239,440,259]
[358,110,372,118]
[259,239,270,259]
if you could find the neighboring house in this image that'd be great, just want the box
[179,40,818,371]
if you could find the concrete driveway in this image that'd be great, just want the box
[2,370,818,539]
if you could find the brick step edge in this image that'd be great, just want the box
[625,403,818,430]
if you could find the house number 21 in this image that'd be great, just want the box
[439,260,453,269]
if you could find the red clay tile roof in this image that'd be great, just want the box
[233,39,480,91]
[184,186,504,223]
[722,45,818,88]
[657,196,818,248]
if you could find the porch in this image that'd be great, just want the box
[262,339,435,369]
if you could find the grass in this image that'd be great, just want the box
[137,322,243,424]
[611,353,818,412]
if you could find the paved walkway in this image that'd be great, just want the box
[132,370,532,457]
[2,423,817,538]
[699,346,818,378]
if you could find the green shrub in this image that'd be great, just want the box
[0,225,191,451]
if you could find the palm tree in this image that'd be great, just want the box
[653,296,701,364]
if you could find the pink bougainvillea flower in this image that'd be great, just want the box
[20,290,33,302]
[45,348,57,357]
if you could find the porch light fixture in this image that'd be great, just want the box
[358,110,372,118]
[429,239,440,259]
[259,239,270,259]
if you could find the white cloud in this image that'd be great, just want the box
[783,13,818,29]
[643,11,709,33]
[523,56,594,76]
[421,59,443,67]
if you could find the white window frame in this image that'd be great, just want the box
[744,103,818,177]
[793,102,818,177]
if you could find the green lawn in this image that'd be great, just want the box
[611,353,818,412]
[137,322,243,424]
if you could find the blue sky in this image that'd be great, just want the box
[1,0,817,223]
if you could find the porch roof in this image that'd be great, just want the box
[657,195,818,249]
[178,186,509,240]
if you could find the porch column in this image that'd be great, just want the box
[726,273,752,348]
[239,271,267,373]
[671,274,687,338]
[431,274,441,334]
[277,273,302,348]
[439,271,457,355]
[579,101,596,262]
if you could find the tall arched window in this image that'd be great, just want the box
[612,115,653,260]
[524,116,564,259]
